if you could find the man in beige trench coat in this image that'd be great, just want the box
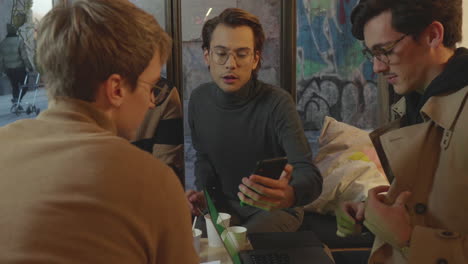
[336,0,468,263]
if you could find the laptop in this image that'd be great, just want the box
[204,189,335,264]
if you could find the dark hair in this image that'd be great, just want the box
[350,0,462,49]
[201,8,265,76]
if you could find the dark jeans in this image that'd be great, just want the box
[6,67,27,102]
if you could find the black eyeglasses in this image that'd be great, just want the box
[152,78,172,106]
[362,34,408,65]
[138,77,172,106]
[210,47,254,65]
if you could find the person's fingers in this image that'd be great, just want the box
[355,202,366,221]
[279,164,293,182]
[187,200,194,210]
[248,175,283,189]
[185,189,196,198]
[238,184,279,206]
[394,191,411,207]
[241,177,285,199]
[376,193,387,202]
[368,185,390,198]
[242,177,268,196]
[237,192,275,211]
[187,191,202,203]
[194,191,205,201]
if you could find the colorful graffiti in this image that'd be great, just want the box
[296,0,378,130]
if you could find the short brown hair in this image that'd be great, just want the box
[36,0,172,101]
[351,0,462,49]
[201,8,265,77]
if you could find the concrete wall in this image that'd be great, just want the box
[461,0,468,48]
[130,0,166,29]
[0,0,13,40]
[181,0,281,100]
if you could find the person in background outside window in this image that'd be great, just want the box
[0,23,33,105]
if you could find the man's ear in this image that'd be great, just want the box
[252,50,260,71]
[203,48,210,66]
[104,73,126,108]
[426,21,444,48]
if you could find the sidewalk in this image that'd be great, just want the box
[0,87,48,127]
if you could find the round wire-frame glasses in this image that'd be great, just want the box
[362,34,408,65]
[138,77,171,106]
[210,48,254,65]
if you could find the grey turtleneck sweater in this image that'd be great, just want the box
[188,79,322,215]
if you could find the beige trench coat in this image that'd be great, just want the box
[368,85,468,264]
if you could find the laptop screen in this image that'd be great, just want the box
[204,189,242,264]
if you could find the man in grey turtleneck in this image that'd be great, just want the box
[186,8,322,233]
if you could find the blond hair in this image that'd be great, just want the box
[36,0,172,101]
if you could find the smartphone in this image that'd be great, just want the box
[252,157,288,179]
[240,157,288,207]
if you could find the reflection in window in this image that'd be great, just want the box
[181,1,282,190]
[0,0,52,126]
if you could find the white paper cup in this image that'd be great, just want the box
[216,213,231,226]
[204,213,231,247]
[192,228,202,254]
[225,226,247,249]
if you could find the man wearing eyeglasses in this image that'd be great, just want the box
[336,0,468,263]
[186,8,322,233]
[133,77,185,182]
[0,0,198,263]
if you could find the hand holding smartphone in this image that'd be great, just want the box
[240,157,288,207]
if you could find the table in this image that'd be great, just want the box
[199,238,232,264]
[198,236,335,264]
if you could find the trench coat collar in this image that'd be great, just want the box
[420,85,468,130]
[392,86,468,130]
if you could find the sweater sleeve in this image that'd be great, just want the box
[407,226,468,263]
[272,92,322,206]
[188,91,218,191]
[148,163,199,264]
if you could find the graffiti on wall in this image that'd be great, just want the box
[296,0,378,130]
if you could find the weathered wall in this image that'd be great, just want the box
[462,0,467,48]
[0,0,13,41]
[296,0,378,130]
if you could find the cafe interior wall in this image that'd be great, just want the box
[462,0,468,48]
[0,0,13,40]
[296,0,379,131]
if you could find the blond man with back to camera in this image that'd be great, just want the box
[0,0,198,263]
